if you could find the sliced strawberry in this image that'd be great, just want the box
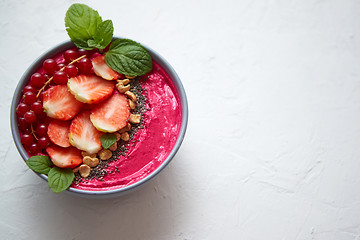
[90,91,130,133]
[67,75,115,104]
[47,120,71,147]
[43,85,83,120]
[69,111,103,154]
[46,145,83,168]
[92,55,120,80]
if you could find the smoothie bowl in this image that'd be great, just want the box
[10,4,187,198]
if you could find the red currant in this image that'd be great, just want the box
[16,103,30,116]
[23,91,37,105]
[64,49,78,63]
[18,117,29,131]
[21,134,33,146]
[77,48,89,57]
[78,57,92,75]
[38,91,45,101]
[38,137,50,149]
[31,102,43,114]
[43,59,58,74]
[23,128,31,134]
[53,71,68,85]
[30,73,46,89]
[29,143,40,155]
[24,111,36,123]
[58,63,66,69]
[23,85,37,94]
[44,73,51,81]
[36,124,47,137]
[64,64,78,77]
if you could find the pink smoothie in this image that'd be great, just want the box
[73,61,182,191]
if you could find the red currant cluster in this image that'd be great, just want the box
[16,48,93,155]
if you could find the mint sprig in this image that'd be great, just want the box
[100,133,117,149]
[26,155,52,175]
[88,20,114,49]
[26,155,74,193]
[65,3,153,76]
[48,167,75,193]
[105,39,153,76]
[65,4,114,50]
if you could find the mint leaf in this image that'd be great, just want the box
[100,133,117,149]
[48,167,74,193]
[65,3,102,50]
[88,20,113,49]
[105,39,153,76]
[26,155,52,175]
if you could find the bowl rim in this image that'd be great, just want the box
[10,37,188,196]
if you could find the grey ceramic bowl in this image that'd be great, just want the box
[10,38,188,198]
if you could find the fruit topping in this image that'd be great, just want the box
[30,73,46,89]
[43,85,83,120]
[16,103,30,116]
[64,49,79,63]
[30,102,43,115]
[47,120,71,147]
[38,136,50,149]
[24,111,36,124]
[64,65,78,77]
[46,145,83,168]
[53,71,68,85]
[77,57,92,75]
[67,75,115,104]
[92,55,120,80]
[23,91,37,105]
[43,59,59,74]
[90,91,130,133]
[69,111,102,154]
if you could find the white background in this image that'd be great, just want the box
[1,0,360,239]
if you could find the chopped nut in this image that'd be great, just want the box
[128,99,136,110]
[109,142,117,151]
[117,79,130,85]
[115,132,121,141]
[81,151,96,158]
[79,164,91,178]
[116,83,131,93]
[125,91,136,102]
[125,75,136,79]
[129,114,141,124]
[73,166,80,173]
[120,132,130,141]
[99,149,112,160]
[83,156,99,167]
[119,123,131,133]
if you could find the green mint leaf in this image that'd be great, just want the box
[87,39,104,49]
[26,155,52,175]
[100,133,117,149]
[105,39,153,76]
[48,167,75,193]
[65,3,102,50]
[88,20,113,49]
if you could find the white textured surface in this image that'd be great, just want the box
[1,0,360,239]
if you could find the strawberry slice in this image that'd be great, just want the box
[47,120,71,148]
[67,75,115,104]
[90,91,130,132]
[43,85,83,120]
[92,55,120,80]
[46,145,83,168]
[69,111,103,154]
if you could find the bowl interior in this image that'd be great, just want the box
[10,39,188,197]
